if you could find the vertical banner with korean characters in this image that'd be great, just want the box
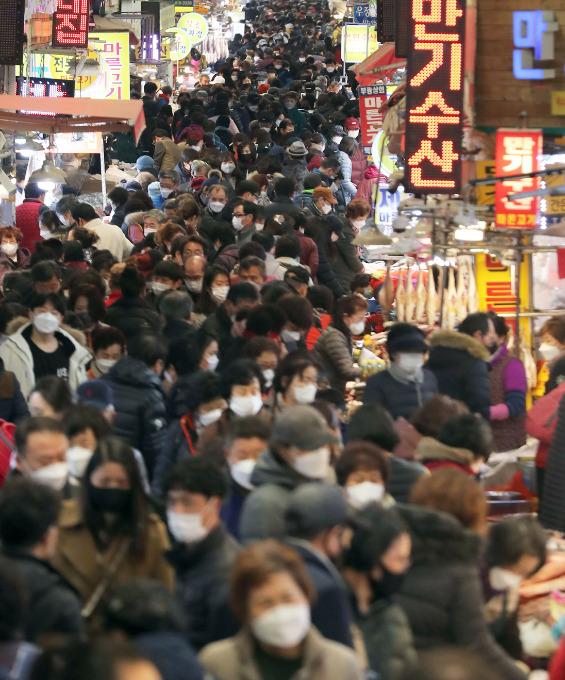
[81,33,130,100]
[404,0,466,194]
[359,83,386,156]
[494,129,542,228]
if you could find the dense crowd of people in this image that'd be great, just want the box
[1,1,564,679]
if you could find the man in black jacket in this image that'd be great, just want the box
[165,457,240,650]
[102,334,168,478]
[426,312,495,420]
[0,479,82,643]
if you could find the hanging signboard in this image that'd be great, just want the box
[404,0,466,194]
[52,0,89,48]
[341,25,378,63]
[16,76,75,98]
[177,12,208,44]
[353,1,377,25]
[494,128,542,228]
[0,0,25,64]
[359,83,387,156]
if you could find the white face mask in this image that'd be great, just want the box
[248,104,259,112]
[149,281,170,295]
[67,446,93,479]
[348,130,360,139]
[251,603,311,648]
[349,320,366,336]
[167,510,209,544]
[255,221,265,232]
[293,383,317,405]
[58,214,71,227]
[329,182,339,193]
[211,285,230,303]
[206,354,219,371]
[230,394,263,418]
[326,66,335,72]
[331,231,340,242]
[293,445,331,479]
[347,481,385,509]
[29,461,69,491]
[209,201,225,213]
[40,228,52,240]
[262,368,275,387]
[185,279,203,293]
[33,312,60,335]
[199,407,224,428]
[230,458,257,490]
[352,219,366,230]
[95,358,117,375]
[232,216,246,231]
[281,328,301,343]
[332,136,342,145]
[1,243,17,257]
[160,187,174,199]
[144,227,157,236]
[397,353,425,375]
[221,162,236,174]
[320,202,332,215]
[490,567,523,591]
[539,342,560,361]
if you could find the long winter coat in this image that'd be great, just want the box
[314,326,362,399]
[333,219,364,292]
[338,151,357,203]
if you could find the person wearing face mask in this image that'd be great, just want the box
[232,200,257,247]
[101,334,168,479]
[152,129,182,174]
[165,457,240,650]
[306,186,338,218]
[0,293,91,400]
[0,226,30,286]
[336,441,395,510]
[51,437,173,628]
[324,125,345,159]
[239,405,338,544]
[218,152,242,195]
[486,312,527,453]
[272,350,321,411]
[364,323,438,421]
[283,94,306,133]
[539,316,565,394]
[87,326,126,379]
[193,265,231,321]
[337,137,359,204]
[183,255,207,306]
[482,517,546,660]
[200,540,363,680]
[284,484,355,648]
[0,479,84,643]
[314,294,368,402]
[71,203,133,262]
[344,118,368,187]
[342,504,416,680]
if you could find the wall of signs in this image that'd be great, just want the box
[404,0,466,194]
[359,84,386,156]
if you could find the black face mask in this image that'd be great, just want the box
[488,342,499,355]
[89,484,131,513]
[370,567,405,601]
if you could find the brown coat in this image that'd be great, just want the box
[51,499,174,614]
[200,628,364,680]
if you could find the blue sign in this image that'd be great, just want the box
[513,10,558,79]
[353,1,376,25]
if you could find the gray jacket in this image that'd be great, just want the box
[314,326,362,399]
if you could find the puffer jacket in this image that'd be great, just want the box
[104,296,163,341]
[395,505,527,680]
[333,220,364,292]
[0,248,30,286]
[426,330,491,420]
[354,165,384,205]
[338,151,357,203]
[239,449,306,544]
[363,368,438,420]
[314,326,362,399]
[102,357,168,477]
[0,322,91,399]
[413,437,476,475]
[15,199,43,251]
[350,145,368,187]
[167,525,240,650]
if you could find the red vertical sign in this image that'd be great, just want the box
[404,0,466,194]
[494,129,542,228]
[52,0,89,48]
[359,84,387,156]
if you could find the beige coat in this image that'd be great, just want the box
[51,499,174,616]
[199,628,364,680]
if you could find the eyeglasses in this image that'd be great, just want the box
[233,212,245,218]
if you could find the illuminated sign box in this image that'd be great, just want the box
[52,0,89,49]
[404,0,466,194]
[359,84,387,156]
[341,25,378,63]
[494,128,542,228]
[513,10,558,80]
[0,0,25,64]
[16,76,75,98]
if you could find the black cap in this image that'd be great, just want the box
[387,322,428,353]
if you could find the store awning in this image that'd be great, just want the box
[0,95,145,143]
[353,42,406,86]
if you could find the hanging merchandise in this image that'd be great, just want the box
[415,266,426,323]
[456,258,469,325]
[444,267,458,331]
[395,269,406,322]
[405,267,416,323]
[379,263,394,321]
[426,265,438,326]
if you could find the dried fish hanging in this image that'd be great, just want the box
[415,265,426,324]
[426,264,438,327]
[405,267,416,323]
[456,259,469,324]
[396,269,406,322]
[379,263,394,321]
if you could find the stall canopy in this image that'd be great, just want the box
[0,95,145,142]
[352,42,406,86]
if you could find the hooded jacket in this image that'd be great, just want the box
[413,437,476,475]
[102,357,168,476]
[426,330,491,420]
[0,321,91,399]
[238,449,305,544]
[395,505,527,680]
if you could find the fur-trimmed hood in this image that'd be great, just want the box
[428,329,490,361]
[6,315,87,348]
[414,436,474,467]
[124,211,146,226]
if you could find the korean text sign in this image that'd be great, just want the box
[359,84,387,156]
[494,129,542,228]
[404,0,466,194]
[513,11,558,80]
[52,0,89,48]
[341,25,378,63]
